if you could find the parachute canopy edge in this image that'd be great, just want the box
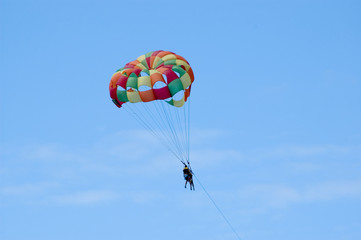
[112,98,123,108]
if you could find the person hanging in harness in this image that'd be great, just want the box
[183,164,195,191]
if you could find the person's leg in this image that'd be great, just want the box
[190,179,194,190]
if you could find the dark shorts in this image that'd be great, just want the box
[184,174,192,181]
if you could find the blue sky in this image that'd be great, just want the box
[1,0,361,239]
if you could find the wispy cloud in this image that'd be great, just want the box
[101,130,163,160]
[191,128,229,145]
[50,189,167,205]
[128,191,165,204]
[303,179,361,201]
[24,143,85,162]
[191,149,244,167]
[0,182,58,196]
[253,144,361,159]
[240,179,361,208]
[51,190,120,205]
[0,182,166,206]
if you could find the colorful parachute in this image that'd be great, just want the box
[109,51,195,164]
[109,50,194,108]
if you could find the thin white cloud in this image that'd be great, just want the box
[287,161,321,172]
[128,191,165,204]
[191,149,244,167]
[241,184,300,207]
[14,143,88,164]
[304,179,361,201]
[191,128,229,145]
[50,190,167,205]
[240,179,361,208]
[3,129,163,165]
[52,190,120,205]
[255,144,361,159]
[0,182,58,196]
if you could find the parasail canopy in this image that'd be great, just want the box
[109,50,194,108]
